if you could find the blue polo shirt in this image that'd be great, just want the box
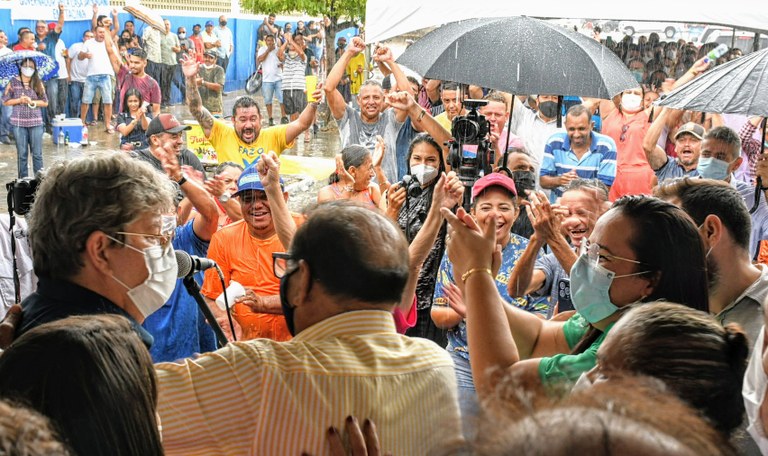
[541,131,617,198]
[655,156,699,183]
[36,31,60,60]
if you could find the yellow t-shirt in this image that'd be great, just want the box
[434,112,453,132]
[208,120,294,168]
[346,53,366,96]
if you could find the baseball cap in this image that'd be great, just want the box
[674,122,705,141]
[203,49,217,57]
[145,114,191,138]
[235,163,284,195]
[47,22,56,31]
[471,173,517,202]
[205,20,214,27]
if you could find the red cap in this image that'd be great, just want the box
[48,22,56,31]
[471,173,517,202]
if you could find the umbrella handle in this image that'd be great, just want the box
[750,178,761,214]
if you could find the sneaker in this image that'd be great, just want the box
[281,116,289,124]
[269,118,274,126]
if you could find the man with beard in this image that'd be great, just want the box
[132,114,206,177]
[325,38,411,183]
[643,108,703,182]
[655,178,768,347]
[182,49,316,168]
[103,31,161,117]
[508,179,610,318]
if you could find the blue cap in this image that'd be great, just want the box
[205,20,214,27]
[235,164,284,195]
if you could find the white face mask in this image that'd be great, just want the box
[571,371,593,392]
[410,164,438,186]
[20,67,34,77]
[744,330,768,453]
[108,236,178,318]
[621,93,642,112]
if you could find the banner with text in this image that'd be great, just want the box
[11,0,109,22]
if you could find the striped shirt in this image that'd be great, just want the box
[156,310,463,455]
[282,51,306,91]
[541,130,617,198]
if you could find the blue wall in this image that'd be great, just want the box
[0,8,357,93]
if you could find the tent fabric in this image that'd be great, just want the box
[365,0,768,44]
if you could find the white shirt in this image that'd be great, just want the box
[54,39,68,79]
[82,38,114,77]
[0,46,11,57]
[215,26,233,57]
[257,46,282,82]
[510,96,562,189]
[68,42,89,83]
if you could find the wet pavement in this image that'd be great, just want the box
[0,90,341,214]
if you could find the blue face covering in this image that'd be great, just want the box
[697,156,731,181]
[570,253,648,324]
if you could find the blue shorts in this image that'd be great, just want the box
[262,80,283,104]
[83,74,113,104]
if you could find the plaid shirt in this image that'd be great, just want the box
[740,121,764,185]
[2,77,46,128]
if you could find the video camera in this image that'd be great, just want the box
[6,177,38,216]
[447,99,494,210]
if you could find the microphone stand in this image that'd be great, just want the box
[182,274,229,348]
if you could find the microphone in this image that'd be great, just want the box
[175,250,217,278]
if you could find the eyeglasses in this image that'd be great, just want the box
[272,252,294,278]
[619,124,630,142]
[113,231,175,250]
[580,239,645,265]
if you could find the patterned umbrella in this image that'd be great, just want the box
[0,50,59,89]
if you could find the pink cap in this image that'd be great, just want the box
[471,173,517,202]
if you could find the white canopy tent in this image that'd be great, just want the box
[365,0,768,43]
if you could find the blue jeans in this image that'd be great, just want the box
[0,105,11,139]
[451,351,480,441]
[69,81,93,122]
[43,78,58,128]
[14,125,43,179]
[262,80,283,104]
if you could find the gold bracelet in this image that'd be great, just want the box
[461,267,493,283]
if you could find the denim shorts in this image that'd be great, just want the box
[262,80,283,104]
[83,74,113,104]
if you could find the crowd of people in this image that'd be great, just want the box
[1,13,768,456]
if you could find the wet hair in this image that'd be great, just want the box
[231,95,262,118]
[0,315,162,456]
[291,201,409,305]
[654,178,751,251]
[704,126,741,161]
[0,399,71,455]
[18,58,45,99]
[608,303,748,436]
[406,76,419,88]
[328,144,371,184]
[566,103,592,122]
[96,14,107,26]
[440,81,467,95]
[214,161,244,175]
[121,88,143,114]
[571,196,709,355]
[483,91,508,106]
[360,79,384,93]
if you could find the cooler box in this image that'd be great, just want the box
[52,118,83,145]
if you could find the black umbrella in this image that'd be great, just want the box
[656,47,768,213]
[396,16,637,99]
[656,47,768,117]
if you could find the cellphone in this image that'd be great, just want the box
[556,278,574,313]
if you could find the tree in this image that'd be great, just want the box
[241,0,365,72]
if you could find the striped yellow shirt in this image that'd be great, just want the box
[156,310,463,455]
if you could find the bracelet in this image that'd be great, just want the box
[176,175,187,186]
[461,267,493,283]
[417,109,426,121]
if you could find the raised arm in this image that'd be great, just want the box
[103,31,123,75]
[373,45,409,92]
[643,107,677,171]
[257,152,296,249]
[182,50,215,138]
[324,36,365,120]
[55,3,64,33]
[90,3,98,32]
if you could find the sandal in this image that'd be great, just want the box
[106,126,115,134]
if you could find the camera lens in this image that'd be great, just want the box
[452,118,479,143]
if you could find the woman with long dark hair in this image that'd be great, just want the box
[2,57,47,178]
[443,195,710,397]
[116,88,152,150]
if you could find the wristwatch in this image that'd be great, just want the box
[219,192,231,203]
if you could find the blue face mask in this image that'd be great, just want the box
[569,253,649,324]
[697,156,731,181]
[631,70,644,83]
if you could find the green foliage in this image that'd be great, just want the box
[241,0,365,22]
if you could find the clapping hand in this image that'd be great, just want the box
[181,51,199,78]
[372,135,385,168]
[525,191,564,244]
